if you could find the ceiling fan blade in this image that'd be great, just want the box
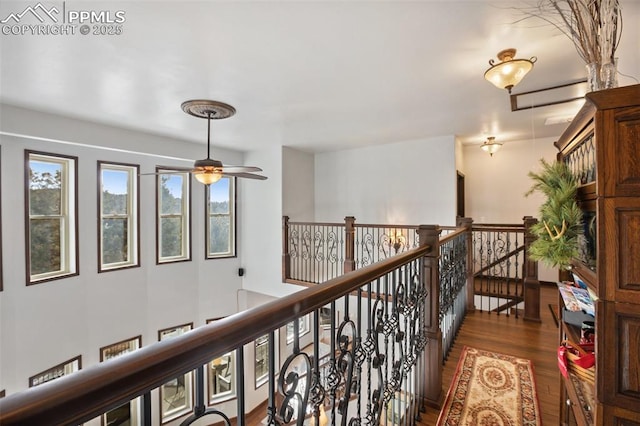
[222,172,268,180]
[220,165,263,173]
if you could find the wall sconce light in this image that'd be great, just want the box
[480,136,502,156]
[484,48,537,93]
[389,230,406,254]
[310,405,329,426]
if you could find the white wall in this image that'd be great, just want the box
[464,136,557,223]
[240,146,301,299]
[0,105,246,423]
[455,136,465,175]
[463,136,560,282]
[282,147,315,221]
[314,136,457,226]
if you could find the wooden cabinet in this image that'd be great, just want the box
[555,84,640,425]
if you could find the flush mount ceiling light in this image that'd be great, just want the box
[480,136,502,156]
[485,48,537,93]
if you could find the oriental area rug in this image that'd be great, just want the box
[436,346,542,426]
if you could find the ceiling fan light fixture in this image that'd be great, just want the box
[480,136,502,156]
[484,48,536,93]
[194,170,222,185]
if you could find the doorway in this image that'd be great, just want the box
[457,171,465,218]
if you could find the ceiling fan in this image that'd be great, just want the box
[147,100,267,184]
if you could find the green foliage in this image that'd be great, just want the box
[160,176,184,258]
[526,159,582,269]
[29,169,63,276]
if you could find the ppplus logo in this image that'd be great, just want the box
[1,2,59,24]
[1,2,126,36]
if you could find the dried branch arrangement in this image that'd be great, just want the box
[521,0,622,65]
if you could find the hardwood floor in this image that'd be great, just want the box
[418,284,560,425]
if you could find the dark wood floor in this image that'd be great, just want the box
[418,284,560,425]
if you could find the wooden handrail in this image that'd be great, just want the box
[0,244,431,426]
[353,223,418,229]
[439,226,466,245]
[286,220,345,227]
[472,223,524,228]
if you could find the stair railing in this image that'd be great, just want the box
[470,216,540,321]
[0,237,442,425]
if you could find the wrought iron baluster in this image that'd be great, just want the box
[180,365,232,426]
[310,310,322,425]
[276,326,311,426]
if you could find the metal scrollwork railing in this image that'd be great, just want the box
[472,224,525,317]
[439,228,468,360]
[287,221,346,284]
[354,225,420,269]
[275,254,429,426]
[0,245,437,426]
[283,217,422,285]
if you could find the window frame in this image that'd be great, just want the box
[100,336,142,426]
[97,161,140,272]
[205,177,236,259]
[28,355,81,387]
[25,150,79,285]
[158,323,194,423]
[286,314,310,344]
[206,317,237,404]
[254,330,279,389]
[156,168,192,264]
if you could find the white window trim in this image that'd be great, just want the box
[29,356,81,387]
[100,336,142,426]
[255,331,279,388]
[286,315,310,344]
[158,324,193,423]
[157,170,191,264]
[208,351,236,404]
[27,152,78,283]
[206,177,236,259]
[99,162,139,271]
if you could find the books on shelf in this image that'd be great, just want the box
[558,282,595,317]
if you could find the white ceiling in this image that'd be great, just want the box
[1,1,639,154]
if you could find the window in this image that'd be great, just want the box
[158,323,193,423]
[26,151,78,284]
[205,318,236,403]
[287,315,310,344]
[255,335,269,386]
[100,336,142,426]
[206,177,235,258]
[29,356,81,387]
[157,169,191,263]
[255,331,278,388]
[98,162,139,271]
[208,351,236,404]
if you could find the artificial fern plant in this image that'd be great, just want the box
[526,159,582,269]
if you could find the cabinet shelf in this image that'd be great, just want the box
[555,84,640,426]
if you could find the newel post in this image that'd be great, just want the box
[417,224,442,408]
[457,217,475,312]
[344,216,356,274]
[282,216,291,281]
[523,216,541,322]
